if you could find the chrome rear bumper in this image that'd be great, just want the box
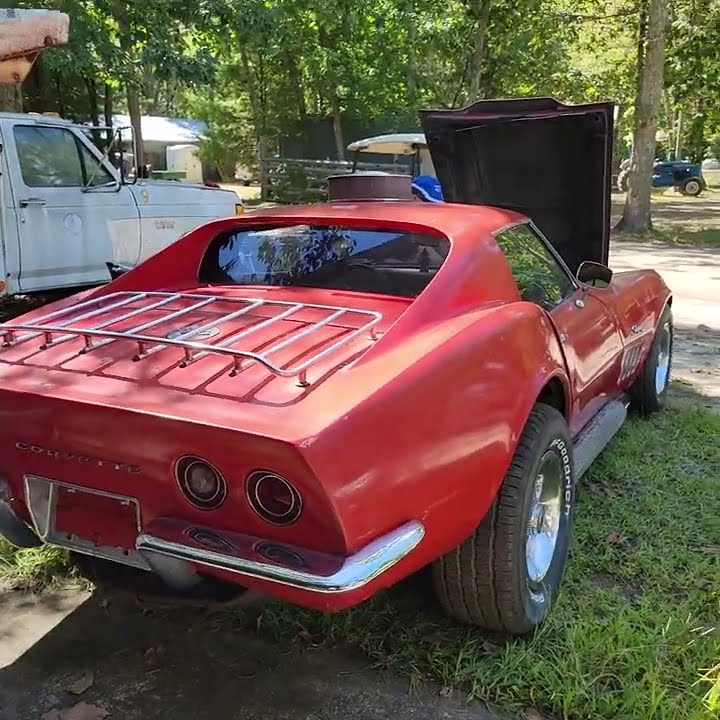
[136,519,424,593]
[20,474,424,594]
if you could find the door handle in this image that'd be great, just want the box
[19,197,46,207]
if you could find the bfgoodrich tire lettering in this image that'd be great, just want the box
[432,403,575,635]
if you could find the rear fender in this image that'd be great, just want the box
[599,269,671,339]
[301,302,570,573]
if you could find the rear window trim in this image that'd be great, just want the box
[197,221,452,299]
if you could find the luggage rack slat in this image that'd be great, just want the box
[0,291,382,385]
[85,296,217,355]
[43,295,179,349]
[6,292,150,346]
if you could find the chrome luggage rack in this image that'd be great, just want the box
[0,291,382,386]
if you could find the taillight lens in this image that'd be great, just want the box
[246,470,302,525]
[176,456,227,510]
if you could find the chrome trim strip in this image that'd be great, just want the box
[136,520,425,593]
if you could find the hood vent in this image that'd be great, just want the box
[328,173,414,202]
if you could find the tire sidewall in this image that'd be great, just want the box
[640,306,674,411]
[516,416,575,628]
[683,179,701,196]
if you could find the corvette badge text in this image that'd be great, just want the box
[15,442,140,474]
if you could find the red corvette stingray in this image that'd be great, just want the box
[0,99,671,634]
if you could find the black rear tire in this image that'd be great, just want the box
[432,403,575,635]
[631,305,673,416]
[681,177,703,196]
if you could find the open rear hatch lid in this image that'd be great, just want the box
[421,97,614,272]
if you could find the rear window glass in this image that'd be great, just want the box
[198,225,449,297]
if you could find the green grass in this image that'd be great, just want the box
[613,225,720,249]
[2,402,718,719]
[0,540,69,588]
[247,403,719,720]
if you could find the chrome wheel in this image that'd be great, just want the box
[526,450,563,584]
[655,320,672,395]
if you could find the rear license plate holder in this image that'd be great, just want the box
[23,474,150,571]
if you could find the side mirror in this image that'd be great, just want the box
[106,261,133,281]
[577,261,613,287]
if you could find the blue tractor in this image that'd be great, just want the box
[617,159,706,196]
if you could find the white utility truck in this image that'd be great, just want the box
[0,113,241,295]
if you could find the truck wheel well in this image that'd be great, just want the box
[537,378,567,418]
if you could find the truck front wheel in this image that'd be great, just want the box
[432,403,575,635]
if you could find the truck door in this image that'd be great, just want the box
[5,121,140,292]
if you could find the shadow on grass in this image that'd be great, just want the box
[611,191,720,248]
[613,226,720,249]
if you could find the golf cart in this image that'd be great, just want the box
[346,133,444,202]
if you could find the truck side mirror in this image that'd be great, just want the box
[106,261,132,281]
[577,261,613,287]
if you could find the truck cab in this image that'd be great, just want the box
[0,112,241,295]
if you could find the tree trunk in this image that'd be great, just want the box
[330,91,344,160]
[0,84,22,112]
[467,0,492,102]
[114,0,144,171]
[612,104,626,175]
[284,50,309,153]
[687,97,705,163]
[405,8,418,108]
[84,76,102,147]
[240,50,260,129]
[54,71,64,117]
[258,134,270,200]
[616,0,667,233]
[126,85,145,171]
[103,83,113,147]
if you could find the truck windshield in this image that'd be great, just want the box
[199,225,449,297]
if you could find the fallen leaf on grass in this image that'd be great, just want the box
[439,685,453,697]
[698,545,720,556]
[143,645,164,667]
[524,708,547,720]
[40,701,109,720]
[67,671,94,695]
[606,530,622,545]
[294,629,312,646]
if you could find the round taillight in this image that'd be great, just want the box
[176,456,227,510]
[246,471,302,525]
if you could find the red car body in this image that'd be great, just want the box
[0,98,671,620]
